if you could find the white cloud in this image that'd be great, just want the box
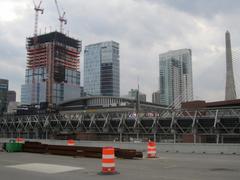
[0,0,30,22]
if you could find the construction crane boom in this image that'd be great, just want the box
[54,0,67,33]
[31,0,44,105]
[33,0,44,36]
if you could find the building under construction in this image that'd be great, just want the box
[21,31,82,106]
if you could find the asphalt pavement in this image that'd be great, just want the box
[0,152,239,180]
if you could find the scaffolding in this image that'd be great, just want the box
[24,31,82,106]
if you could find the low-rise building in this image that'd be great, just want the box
[123,89,146,102]
[152,90,160,104]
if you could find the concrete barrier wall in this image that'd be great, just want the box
[1,138,240,155]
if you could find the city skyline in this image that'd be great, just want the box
[0,0,240,102]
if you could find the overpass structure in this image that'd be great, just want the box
[0,97,240,143]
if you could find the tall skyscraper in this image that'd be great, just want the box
[0,79,8,114]
[225,31,237,100]
[159,49,193,107]
[21,31,82,105]
[84,41,120,97]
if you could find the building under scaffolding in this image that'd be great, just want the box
[21,31,82,106]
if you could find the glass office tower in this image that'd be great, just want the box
[84,41,120,97]
[159,49,193,107]
[0,79,8,114]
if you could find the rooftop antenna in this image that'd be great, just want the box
[54,0,67,33]
[33,0,44,36]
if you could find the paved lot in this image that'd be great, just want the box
[0,152,239,180]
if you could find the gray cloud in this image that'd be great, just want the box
[142,0,240,17]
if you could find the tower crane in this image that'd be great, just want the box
[54,0,67,33]
[31,0,44,104]
[33,0,44,36]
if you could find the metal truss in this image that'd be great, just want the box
[0,108,240,140]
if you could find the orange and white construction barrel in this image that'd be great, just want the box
[67,139,76,146]
[101,146,117,175]
[16,138,25,144]
[147,141,157,158]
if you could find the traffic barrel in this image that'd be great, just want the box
[67,139,75,146]
[147,141,157,158]
[100,147,118,175]
[16,138,24,144]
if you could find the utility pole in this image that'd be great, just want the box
[136,79,140,140]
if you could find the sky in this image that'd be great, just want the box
[0,0,240,102]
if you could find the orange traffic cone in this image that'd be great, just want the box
[147,140,157,158]
[16,138,25,144]
[100,147,118,175]
[67,139,75,146]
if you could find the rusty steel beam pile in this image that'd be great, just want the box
[0,143,3,152]
[22,142,143,159]
[23,142,47,154]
